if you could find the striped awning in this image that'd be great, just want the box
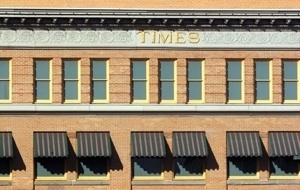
[269,132,300,157]
[131,132,166,157]
[0,132,13,158]
[34,132,68,158]
[227,132,262,157]
[77,132,111,157]
[173,132,208,157]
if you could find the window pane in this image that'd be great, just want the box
[93,81,106,100]
[256,81,269,100]
[133,81,146,100]
[188,61,202,79]
[132,61,146,79]
[36,81,50,100]
[78,157,107,177]
[270,157,298,176]
[227,61,241,79]
[133,158,161,177]
[174,157,203,176]
[64,60,78,79]
[92,60,106,79]
[0,81,9,99]
[35,60,50,79]
[283,61,297,79]
[65,81,78,100]
[36,158,64,177]
[228,81,241,100]
[228,157,257,176]
[189,81,202,100]
[161,81,174,100]
[255,61,269,80]
[0,60,9,79]
[0,158,10,176]
[160,61,174,79]
[284,81,297,100]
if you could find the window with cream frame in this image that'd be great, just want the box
[63,59,81,103]
[255,60,272,103]
[35,59,52,103]
[0,158,11,180]
[0,59,12,103]
[283,60,300,103]
[173,157,205,179]
[131,60,149,103]
[91,59,109,103]
[187,59,205,103]
[132,157,163,180]
[159,60,177,103]
[77,157,109,180]
[35,157,66,180]
[269,157,300,179]
[227,60,244,103]
[228,157,259,179]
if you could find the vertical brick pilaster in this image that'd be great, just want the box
[52,57,63,103]
[177,58,187,104]
[245,58,254,104]
[149,58,159,103]
[80,58,90,103]
[272,59,282,103]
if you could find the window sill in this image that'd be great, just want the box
[228,179,300,185]
[132,180,205,186]
[0,181,11,186]
[35,180,109,186]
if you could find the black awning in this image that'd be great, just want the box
[77,132,111,157]
[173,132,208,157]
[34,132,68,158]
[269,132,300,157]
[0,132,13,158]
[227,132,262,157]
[131,132,166,157]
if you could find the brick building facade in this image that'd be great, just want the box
[0,1,299,190]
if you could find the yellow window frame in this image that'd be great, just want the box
[227,60,244,104]
[77,157,110,180]
[227,157,259,180]
[187,59,205,104]
[173,158,206,180]
[91,59,109,103]
[132,158,164,180]
[0,59,12,103]
[35,59,52,104]
[35,159,67,181]
[63,59,81,104]
[283,60,300,104]
[0,159,12,181]
[255,60,273,104]
[159,59,177,104]
[131,59,149,104]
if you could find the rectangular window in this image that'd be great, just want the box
[91,59,109,103]
[0,158,11,180]
[187,60,205,103]
[35,158,65,180]
[131,60,149,103]
[0,59,11,103]
[63,59,80,103]
[35,59,52,103]
[160,60,176,103]
[228,157,258,179]
[255,60,272,103]
[270,157,300,179]
[283,60,300,103]
[133,157,162,179]
[227,60,244,103]
[174,157,205,179]
[78,157,109,180]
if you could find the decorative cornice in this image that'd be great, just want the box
[0,9,300,29]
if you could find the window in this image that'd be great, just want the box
[0,158,11,180]
[174,157,204,179]
[227,60,244,103]
[131,60,149,103]
[159,60,176,103]
[133,157,162,179]
[78,157,109,179]
[255,60,272,103]
[91,59,109,103]
[63,59,80,103]
[187,60,205,103]
[35,158,65,179]
[228,157,258,179]
[283,60,300,103]
[35,59,52,103]
[270,157,300,179]
[0,59,11,103]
